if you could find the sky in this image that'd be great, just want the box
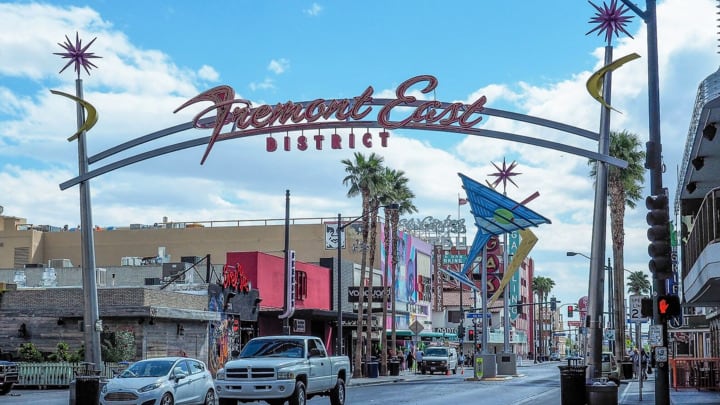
[0,0,717,317]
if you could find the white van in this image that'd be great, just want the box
[420,346,458,375]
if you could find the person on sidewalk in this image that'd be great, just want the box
[406,349,415,373]
[415,350,423,374]
[640,349,649,380]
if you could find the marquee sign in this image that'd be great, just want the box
[176,75,487,164]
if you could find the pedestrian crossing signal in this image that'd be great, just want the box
[658,295,681,320]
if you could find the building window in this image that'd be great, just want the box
[296,271,307,301]
[448,310,462,323]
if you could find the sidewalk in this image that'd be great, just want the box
[347,365,720,404]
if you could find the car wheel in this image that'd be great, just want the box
[0,383,12,395]
[160,392,174,405]
[288,381,306,405]
[203,389,216,405]
[330,378,345,405]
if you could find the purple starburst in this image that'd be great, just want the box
[54,32,101,78]
[586,0,634,45]
[488,158,521,192]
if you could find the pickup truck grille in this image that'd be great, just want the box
[226,367,275,379]
[0,364,19,382]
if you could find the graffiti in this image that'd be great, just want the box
[223,263,250,292]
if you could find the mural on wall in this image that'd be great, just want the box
[208,283,231,376]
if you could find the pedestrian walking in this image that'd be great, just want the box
[415,350,423,374]
[406,349,415,373]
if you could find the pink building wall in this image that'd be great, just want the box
[225,251,332,311]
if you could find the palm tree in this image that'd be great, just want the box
[532,276,555,359]
[627,271,652,296]
[375,168,415,374]
[342,152,384,378]
[590,129,645,360]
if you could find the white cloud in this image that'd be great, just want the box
[304,3,323,17]
[268,58,289,75]
[197,65,219,82]
[249,78,275,91]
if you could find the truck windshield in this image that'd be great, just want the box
[240,340,305,358]
[424,348,447,357]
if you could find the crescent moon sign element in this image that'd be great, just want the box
[50,89,98,141]
[586,52,641,113]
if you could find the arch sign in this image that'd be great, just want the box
[60,74,627,190]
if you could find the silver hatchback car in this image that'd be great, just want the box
[101,357,215,405]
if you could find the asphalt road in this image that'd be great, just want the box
[1,362,561,405]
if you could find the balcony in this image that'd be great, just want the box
[683,187,720,304]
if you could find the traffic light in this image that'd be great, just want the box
[567,305,574,318]
[550,297,557,312]
[658,295,681,320]
[641,298,653,317]
[468,329,475,341]
[457,324,465,339]
[646,193,672,280]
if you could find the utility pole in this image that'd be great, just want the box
[620,1,669,403]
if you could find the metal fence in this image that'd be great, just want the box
[670,358,720,391]
[683,187,720,272]
[15,362,124,387]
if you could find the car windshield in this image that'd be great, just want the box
[602,354,611,362]
[120,360,174,378]
[424,348,447,357]
[240,340,305,358]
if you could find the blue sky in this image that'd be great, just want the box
[0,0,717,315]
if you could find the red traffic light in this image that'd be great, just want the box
[468,329,475,341]
[658,295,681,319]
[567,305,574,317]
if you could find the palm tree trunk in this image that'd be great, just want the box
[353,197,371,378]
[365,205,379,370]
[391,210,400,358]
[610,184,627,360]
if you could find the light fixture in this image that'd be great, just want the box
[18,323,29,338]
[57,318,65,326]
[176,324,185,336]
[703,123,717,141]
[686,182,697,194]
[692,156,705,171]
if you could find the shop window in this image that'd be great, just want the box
[296,271,307,301]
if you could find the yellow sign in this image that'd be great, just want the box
[50,89,98,141]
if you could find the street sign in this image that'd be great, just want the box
[467,312,491,319]
[568,320,582,327]
[649,324,663,346]
[629,294,649,323]
[655,346,668,362]
[409,320,424,335]
[604,329,615,341]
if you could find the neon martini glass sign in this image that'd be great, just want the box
[175,74,488,164]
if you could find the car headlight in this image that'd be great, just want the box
[138,382,162,393]
[277,370,295,380]
[216,369,226,380]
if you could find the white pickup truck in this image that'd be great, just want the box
[215,335,350,405]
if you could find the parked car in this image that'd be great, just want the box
[0,360,18,395]
[215,335,350,405]
[549,353,561,361]
[601,352,621,384]
[420,346,458,375]
[100,357,215,405]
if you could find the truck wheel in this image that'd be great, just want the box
[0,383,12,395]
[288,381,306,405]
[330,378,345,405]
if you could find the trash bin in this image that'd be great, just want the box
[621,361,633,379]
[75,375,102,405]
[389,359,400,376]
[367,361,379,378]
[586,380,618,405]
[558,365,587,405]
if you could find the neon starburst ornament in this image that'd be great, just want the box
[586,0,634,45]
[488,158,521,191]
[54,32,101,78]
